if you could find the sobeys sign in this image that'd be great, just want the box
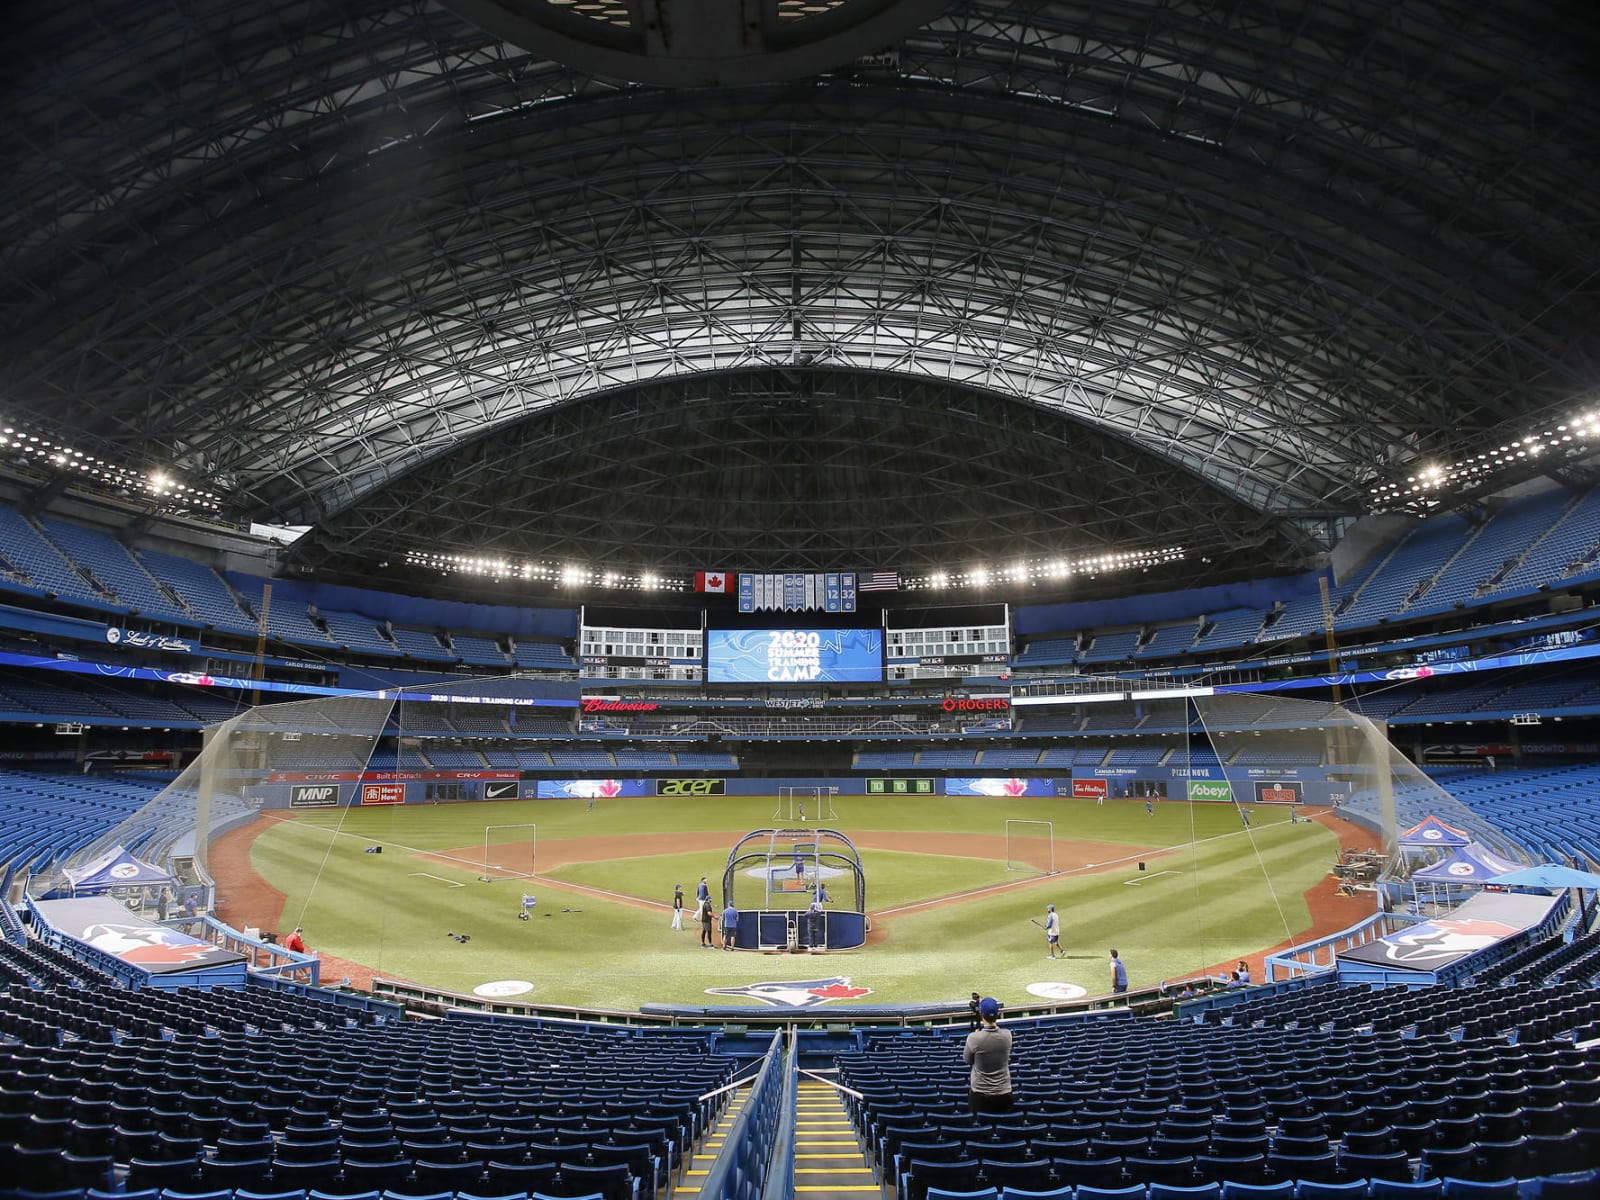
[1188,780,1234,802]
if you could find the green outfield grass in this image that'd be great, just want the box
[244,795,1343,1010]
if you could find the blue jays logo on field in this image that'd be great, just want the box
[706,977,873,1007]
[1379,917,1515,967]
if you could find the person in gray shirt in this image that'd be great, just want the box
[963,996,1013,1114]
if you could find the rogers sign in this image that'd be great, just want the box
[581,699,660,713]
[942,696,1010,712]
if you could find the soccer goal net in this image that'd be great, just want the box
[1005,819,1055,875]
[774,785,838,823]
[480,823,537,882]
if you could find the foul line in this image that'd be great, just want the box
[874,824,1286,918]
[1123,870,1180,886]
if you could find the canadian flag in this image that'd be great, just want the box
[695,571,730,593]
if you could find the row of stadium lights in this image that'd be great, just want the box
[403,545,1188,590]
[1370,408,1600,508]
[910,546,1187,589]
[0,424,223,511]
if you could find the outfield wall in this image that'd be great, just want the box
[251,768,1346,809]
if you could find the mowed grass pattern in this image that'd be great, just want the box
[247,795,1340,1009]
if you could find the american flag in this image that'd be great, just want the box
[857,570,900,592]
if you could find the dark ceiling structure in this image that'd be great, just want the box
[2,0,1597,591]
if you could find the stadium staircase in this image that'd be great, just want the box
[683,1081,754,1196]
[792,1078,876,1197]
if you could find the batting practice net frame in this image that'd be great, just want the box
[480,823,537,882]
[774,785,838,823]
[1005,819,1055,874]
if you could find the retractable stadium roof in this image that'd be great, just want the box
[1,0,1596,587]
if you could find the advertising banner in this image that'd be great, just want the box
[866,778,935,795]
[1187,780,1234,802]
[534,779,652,799]
[1254,781,1303,804]
[360,783,406,805]
[1071,778,1108,799]
[290,783,340,808]
[655,779,727,797]
[945,777,1057,797]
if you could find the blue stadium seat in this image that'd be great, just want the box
[1532,1171,1600,1198]
[1368,1183,1443,1198]
[1436,1182,1519,1200]
[926,1188,1001,1200]
[1294,1183,1371,1199]
[1149,1184,1224,1199]
[1219,1185,1296,1200]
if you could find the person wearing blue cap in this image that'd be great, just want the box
[963,996,1013,1114]
[1043,903,1061,959]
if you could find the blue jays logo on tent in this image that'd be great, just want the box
[706,977,873,1007]
[1381,917,1515,967]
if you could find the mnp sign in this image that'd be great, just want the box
[1188,780,1234,802]
[290,783,339,808]
[656,779,727,797]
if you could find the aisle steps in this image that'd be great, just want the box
[794,1077,878,1197]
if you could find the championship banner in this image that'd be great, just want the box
[738,572,858,613]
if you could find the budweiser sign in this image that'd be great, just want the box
[581,698,660,713]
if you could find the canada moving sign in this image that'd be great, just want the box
[360,783,406,806]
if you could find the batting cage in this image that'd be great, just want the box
[721,827,867,951]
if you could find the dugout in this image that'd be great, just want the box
[721,827,867,951]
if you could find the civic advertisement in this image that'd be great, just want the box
[945,777,1058,797]
[535,779,652,799]
[706,628,883,684]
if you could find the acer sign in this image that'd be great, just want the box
[941,696,1010,712]
[656,779,727,797]
[581,698,660,713]
[1071,779,1108,799]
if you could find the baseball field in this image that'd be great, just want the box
[222,794,1364,1011]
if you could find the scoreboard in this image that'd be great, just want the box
[706,628,883,684]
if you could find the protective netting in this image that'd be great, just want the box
[29,674,573,902]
